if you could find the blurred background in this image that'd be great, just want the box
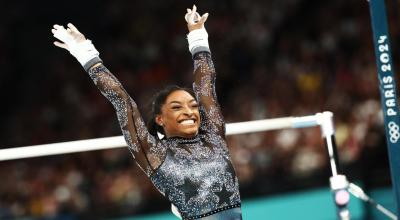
[0,0,399,219]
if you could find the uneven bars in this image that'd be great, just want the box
[0,112,330,161]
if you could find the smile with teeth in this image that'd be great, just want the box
[179,119,196,125]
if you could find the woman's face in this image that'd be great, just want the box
[156,90,200,138]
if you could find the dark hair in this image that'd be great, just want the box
[147,85,196,137]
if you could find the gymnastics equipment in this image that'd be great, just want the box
[368,0,400,218]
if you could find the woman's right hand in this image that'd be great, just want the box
[185,5,209,32]
[51,23,100,68]
[52,23,86,51]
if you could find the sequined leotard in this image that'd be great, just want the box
[86,51,242,220]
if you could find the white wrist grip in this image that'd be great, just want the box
[69,40,100,67]
[187,28,209,54]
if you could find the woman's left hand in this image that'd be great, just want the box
[185,5,209,32]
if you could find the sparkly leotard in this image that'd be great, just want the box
[87,51,242,220]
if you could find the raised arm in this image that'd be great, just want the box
[185,6,225,137]
[51,24,165,175]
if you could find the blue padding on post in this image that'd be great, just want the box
[368,0,400,217]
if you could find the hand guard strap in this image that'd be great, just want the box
[187,28,210,55]
[69,40,100,68]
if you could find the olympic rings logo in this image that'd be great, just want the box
[388,121,400,143]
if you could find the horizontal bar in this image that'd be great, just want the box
[0,113,324,161]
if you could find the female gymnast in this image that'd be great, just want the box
[51,5,242,220]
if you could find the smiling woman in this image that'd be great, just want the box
[51,5,242,220]
[146,85,200,139]
[155,89,200,138]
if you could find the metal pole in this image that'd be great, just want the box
[318,112,351,220]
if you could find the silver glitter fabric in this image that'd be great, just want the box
[87,51,241,219]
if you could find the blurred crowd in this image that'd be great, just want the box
[0,0,398,219]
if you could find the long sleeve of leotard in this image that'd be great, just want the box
[87,64,165,175]
[192,51,226,138]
